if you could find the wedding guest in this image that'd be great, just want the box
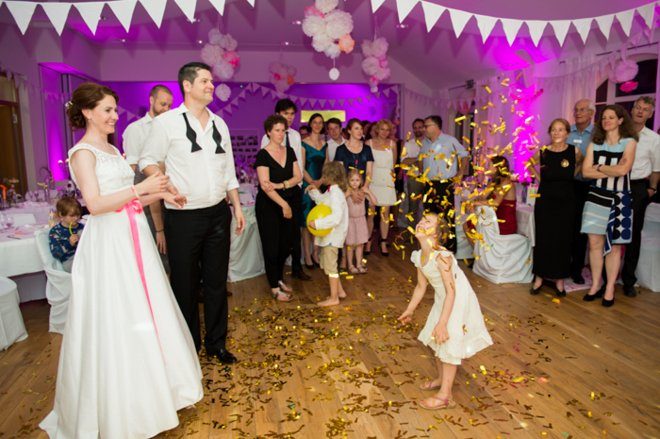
[140,62,245,363]
[567,98,595,284]
[48,196,84,272]
[366,119,398,256]
[528,119,582,296]
[299,124,311,138]
[325,117,345,162]
[420,115,468,253]
[401,118,425,225]
[301,113,327,269]
[123,84,173,257]
[581,105,638,307]
[622,96,660,297]
[255,114,303,302]
[41,82,202,437]
[260,99,310,280]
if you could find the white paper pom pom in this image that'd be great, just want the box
[315,0,338,14]
[324,43,341,59]
[324,10,354,39]
[312,33,332,52]
[208,28,223,45]
[201,44,224,65]
[302,15,326,37]
[329,67,340,80]
[215,83,231,102]
[213,60,234,81]
[361,57,379,75]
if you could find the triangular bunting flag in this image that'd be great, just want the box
[549,20,571,46]
[74,2,105,35]
[501,18,523,46]
[636,3,655,29]
[448,8,472,38]
[329,99,336,106]
[421,1,445,32]
[139,0,167,28]
[338,99,345,106]
[260,85,269,97]
[5,1,37,34]
[299,97,307,106]
[595,14,614,39]
[526,20,546,46]
[475,14,497,43]
[208,0,226,15]
[383,88,391,97]
[245,0,255,6]
[396,0,419,23]
[174,0,197,22]
[108,0,137,33]
[615,9,634,36]
[41,2,71,36]
[572,18,592,44]
[370,0,386,13]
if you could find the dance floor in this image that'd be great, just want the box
[1,244,658,438]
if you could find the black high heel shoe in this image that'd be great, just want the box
[583,285,606,302]
[551,284,566,297]
[305,263,315,270]
[601,297,615,307]
[380,239,389,257]
[529,284,542,295]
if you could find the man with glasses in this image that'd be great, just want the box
[567,99,595,284]
[622,96,659,297]
[419,115,468,253]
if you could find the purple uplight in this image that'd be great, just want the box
[508,80,543,182]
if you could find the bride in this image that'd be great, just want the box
[40,82,203,438]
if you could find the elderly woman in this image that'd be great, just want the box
[255,114,303,302]
[528,118,583,297]
[581,105,638,307]
[365,119,398,255]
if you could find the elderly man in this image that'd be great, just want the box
[567,98,595,284]
[622,96,660,297]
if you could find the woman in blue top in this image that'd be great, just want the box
[581,105,638,307]
[301,113,327,268]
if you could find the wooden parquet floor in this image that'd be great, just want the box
[1,247,659,438]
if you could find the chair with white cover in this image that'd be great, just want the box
[636,203,660,292]
[34,229,71,334]
[0,276,28,350]
[10,213,36,227]
[472,206,533,284]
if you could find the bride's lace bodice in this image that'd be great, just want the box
[68,143,134,195]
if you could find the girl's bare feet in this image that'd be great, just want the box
[418,379,442,391]
[418,393,456,410]
[317,297,340,307]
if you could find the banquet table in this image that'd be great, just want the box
[228,203,265,282]
[0,224,49,302]
[4,202,54,224]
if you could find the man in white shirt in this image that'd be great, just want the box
[401,118,425,224]
[622,96,660,297]
[325,118,345,162]
[123,85,173,257]
[260,99,310,280]
[140,62,245,364]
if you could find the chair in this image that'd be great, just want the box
[0,276,28,350]
[472,206,533,284]
[10,213,36,227]
[33,229,71,334]
[636,203,660,292]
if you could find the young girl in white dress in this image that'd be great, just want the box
[40,83,203,438]
[398,213,493,410]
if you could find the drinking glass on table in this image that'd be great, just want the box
[4,215,14,230]
[0,213,6,230]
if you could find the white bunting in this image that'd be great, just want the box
[139,0,167,28]
[549,20,571,46]
[370,0,386,13]
[396,0,419,23]
[526,20,546,46]
[245,0,255,6]
[595,14,614,39]
[501,18,523,46]
[41,2,71,36]
[5,1,37,35]
[636,3,655,29]
[572,17,592,44]
[448,8,472,38]
[615,9,633,36]
[74,2,104,35]
[475,14,497,43]
[108,0,137,33]
[421,1,445,32]
[208,0,226,15]
[174,0,197,22]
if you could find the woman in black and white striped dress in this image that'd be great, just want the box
[581,105,638,307]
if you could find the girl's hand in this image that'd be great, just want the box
[305,184,317,192]
[432,323,449,344]
[282,202,293,219]
[308,220,316,229]
[397,309,414,324]
[312,179,323,188]
[163,192,187,208]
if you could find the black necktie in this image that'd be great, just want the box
[182,113,225,154]
[285,130,290,148]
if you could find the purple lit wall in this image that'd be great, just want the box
[40,65,68,181]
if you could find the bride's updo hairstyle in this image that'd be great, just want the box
[66,82,119,130]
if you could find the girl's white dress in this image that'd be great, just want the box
[412,249,493,364]
[40,144,203,438]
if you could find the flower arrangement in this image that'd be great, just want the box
[201,29,240,102]
[302,0,355,60]
[361,37,391,92]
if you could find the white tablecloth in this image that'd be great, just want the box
[516,204,535,246]
[228,204,265,282]
[4,202,53,224]
[637,203,660,292]
[0,224,49,302]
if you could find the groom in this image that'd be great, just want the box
[140,62,245,364]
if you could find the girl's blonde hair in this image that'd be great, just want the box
[346,168,364,188]
[322,162,348,191]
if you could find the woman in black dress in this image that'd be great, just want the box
[528,118,583,297]
[255,114,303,302]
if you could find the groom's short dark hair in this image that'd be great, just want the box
[177,62,211,96]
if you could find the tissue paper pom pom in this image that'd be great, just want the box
[218,34,238,51]
[312,33,333,52]
[302,15,326,37]
[374,66,390,81]
[304,5,324,17]
[619,81,638,93]
[338,34,355,53]
[324,10,354,39]
[611,59,638,83]
[324,43,341,59]
[213,60,234,81]
[315,0,338,14]
[208,28,223,45]
[222,50,240,67]
[215,83,231,102]
[361,57,380,75]
[201,44,224,65]
[370,37,389,58]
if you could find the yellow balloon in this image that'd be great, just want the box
[307,204,333,237]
